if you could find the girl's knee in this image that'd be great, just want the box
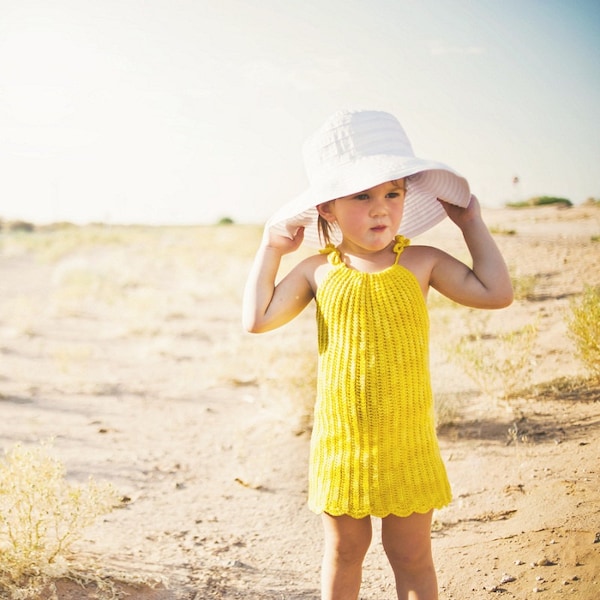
[381,512,434,572]
[325,535,371,566]
[324,529,372,564]
[382,539,433,572]
[322,514,372,564]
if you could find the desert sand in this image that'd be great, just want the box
[0,204,599,599]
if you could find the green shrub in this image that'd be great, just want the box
[506,196,572,208]
[534,196,572,207]
[8,221,35,233]
[567,286,600,378]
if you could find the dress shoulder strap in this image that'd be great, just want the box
[392,235,411,264]
[320,237,411,266]
[319,244,344,266]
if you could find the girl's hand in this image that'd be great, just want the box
[245,226,311,333]
[439,194,482,229]
[263,226,305,254]
[430,193,513,309]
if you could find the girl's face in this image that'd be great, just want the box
[318,180,406,252]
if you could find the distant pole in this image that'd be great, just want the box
[512,175,521,205]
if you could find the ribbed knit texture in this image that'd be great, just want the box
[308,236,451,518]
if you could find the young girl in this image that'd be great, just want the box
[243,110,513,600]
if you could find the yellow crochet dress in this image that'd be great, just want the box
[308,236,452,518]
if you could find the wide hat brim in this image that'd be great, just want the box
[266,156,471,248]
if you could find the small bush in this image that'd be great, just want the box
[434,392,462,429]
[511,273,538,301]
[0,442,119,599]
[506,196,572,208]
[8,221,35,233]
[448,320,538,402]
[534,196,572,207]
[489,226,517,235]
[258,342,317,434]
[566,285,600,378]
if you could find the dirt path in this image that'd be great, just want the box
[1,206,599,599]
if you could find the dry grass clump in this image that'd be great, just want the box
[520,375,600,402]
[433,392,463,429]
[510,273,539,301]
[0,442,120,600]
[237,310,318,434]
[447,318,538,403]
[566,285,600,379]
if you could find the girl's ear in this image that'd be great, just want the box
[317,201,336,222]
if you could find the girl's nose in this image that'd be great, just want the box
[370,195,388,215]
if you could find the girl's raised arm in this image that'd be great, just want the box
[242,227,314,333]
[430,196,513,309]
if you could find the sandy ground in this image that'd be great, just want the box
[0,204,599,599]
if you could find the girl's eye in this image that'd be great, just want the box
[354,194,370,201]
[387,190,405,199]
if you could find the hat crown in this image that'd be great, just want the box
[266,108,470,248]
[303,110,415,185]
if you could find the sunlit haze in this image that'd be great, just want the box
[1,0,599,226]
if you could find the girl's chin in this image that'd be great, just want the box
[369,230,395,244]
[365,238,396,253]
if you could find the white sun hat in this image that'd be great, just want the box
[265,109,471,247]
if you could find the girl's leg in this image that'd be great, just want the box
[320,513,372,600]
[381,511,438,600]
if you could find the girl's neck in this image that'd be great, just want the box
[336,240,397,273]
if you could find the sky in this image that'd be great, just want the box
[1,0,599,226]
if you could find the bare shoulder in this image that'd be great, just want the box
[289,254,330,293]
[399,244,455,292]
[293,252,331,292]
[400,244,445,270]
[296,252,329,272]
